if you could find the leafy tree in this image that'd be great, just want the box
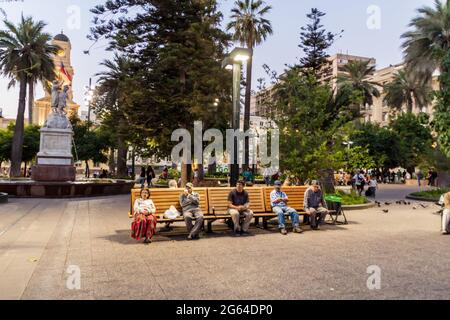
[0,126,12,170]
[90,0,232,186]
[227,0,273,168]
[401,0,450,84]
[390,113,434,171]
[337,60,380,107]
[0,16,59,177]
[335,146,376,173]
[350,122,402,170]
[432,49,450,158]
[383,69,431,113]
[71,116,108,178]
[298,8,342,78]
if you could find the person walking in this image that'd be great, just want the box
[139,167,146,189]
[441,192,450,235]
[146,166,156,187]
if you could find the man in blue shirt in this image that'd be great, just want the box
[270,181,303,235]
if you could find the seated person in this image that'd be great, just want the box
[270,181,303,235]
[304,181,329,230]
[131,188,157,244]
[228,180,254,236]
[180,183,204,240]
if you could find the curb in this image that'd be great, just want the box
[342,202,377,211]
[406,195,439,203]
[0,192,8,204]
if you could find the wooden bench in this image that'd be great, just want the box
[129,188,209,224]
[206,187,267,232]
[128,186,339,235]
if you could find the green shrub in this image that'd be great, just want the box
[410,188,449,201]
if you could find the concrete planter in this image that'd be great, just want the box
[0,181,134,199]
[342,202,377,211]
[406,195,439,203]
[0,192,7,203]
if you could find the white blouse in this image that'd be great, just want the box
[134,198,156,216]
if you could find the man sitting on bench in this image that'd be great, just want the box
[271,181,303,235]
[228,180,254,236]
[180,183,204,241]
[304,181,329,230]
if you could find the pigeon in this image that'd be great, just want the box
[382,209,389,213]
[412,206,417,210]
[420,203,429,208]
[385,202,392,206]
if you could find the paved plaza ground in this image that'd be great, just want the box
[0,184,449,300]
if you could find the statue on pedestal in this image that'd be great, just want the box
[45,81,72,130]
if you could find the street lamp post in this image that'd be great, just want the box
[222,48,251,187]
[84,78,94,126]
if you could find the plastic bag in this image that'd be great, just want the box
[163,205,181,220]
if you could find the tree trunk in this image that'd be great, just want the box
[318,168,336,194]
[85,160,90,178]
[131,148,136,178]
[108,148,116,175]
[197,164,204,182]
[10,78,27,177]
[116,119,128,178]
[23,162,27,177]
[28,79,34,125]
[181,163,192,188]
[244,48,254,170]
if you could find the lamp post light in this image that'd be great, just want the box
[222,47,251,187]
[84,78,95,125]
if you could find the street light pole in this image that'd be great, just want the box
[230,60,241,187]
[87,78,92,124]
[222,48,250,187]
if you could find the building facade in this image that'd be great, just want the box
[251,53,436,126]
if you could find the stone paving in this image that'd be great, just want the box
[0,184,449,300]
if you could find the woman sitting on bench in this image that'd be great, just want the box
[131,188,157,244]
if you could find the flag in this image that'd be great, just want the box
[59,62,72,83]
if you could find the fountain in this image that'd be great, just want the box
[0,82,134,198]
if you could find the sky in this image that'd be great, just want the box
[0,0,436,119]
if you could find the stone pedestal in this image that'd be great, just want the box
[31,112,76,182]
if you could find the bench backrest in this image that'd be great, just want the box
[263,186,308,212]
[130,188,209,217]
[207,187,266,214]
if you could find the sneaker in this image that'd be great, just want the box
[311,226,319,231]
[233,231,241,237]
[293,227,304,234]
[144,238,152,244]
[187,235,194,241]
[240,231,251,236]
[280,228,288,235]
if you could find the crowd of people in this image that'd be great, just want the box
[131,180,330,244]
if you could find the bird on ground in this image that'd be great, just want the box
[382,209,389,213]
[385,202,392,206]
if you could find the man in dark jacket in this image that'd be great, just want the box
[304,181,329,230]
[180,183,204,240]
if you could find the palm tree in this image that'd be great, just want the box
[0,16,59,177]
[401,0,450,84]
[96,54,132,178]
[337,60,381,107]
[383,69,432,113]
[227,0,273,168]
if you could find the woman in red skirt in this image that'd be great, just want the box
[131,189,157,243]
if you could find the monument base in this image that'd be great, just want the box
[32,165,76,182]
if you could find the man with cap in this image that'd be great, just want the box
[304,180,329,230]
[271,181,303,235]
[180,183,204,240]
